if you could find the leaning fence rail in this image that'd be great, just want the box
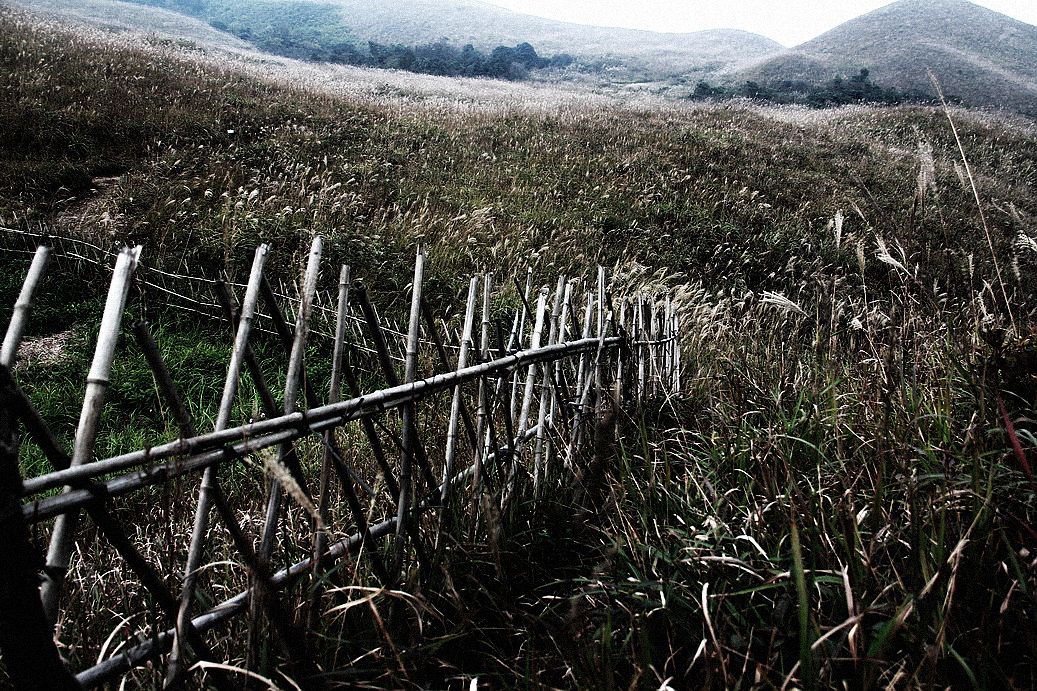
[0,235,684,689]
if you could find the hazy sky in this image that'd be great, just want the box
[479,1,1037,46]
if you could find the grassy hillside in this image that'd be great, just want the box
[1,8,1036,688]
[741,0,1037,115]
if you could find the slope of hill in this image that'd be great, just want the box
[740,0,1037,115]
[2,8,1037,690]
[2,0,251,50]
[7,0,782,82]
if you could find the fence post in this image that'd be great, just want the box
[393,245,425,578]
[167,244,268,686]
[442,276,479,506]
[259,236,322,559]
[41,245,141,627]
[0,247,79,691]
[0,246,49,366]
[533,276,565,492]
[471,274,492,535]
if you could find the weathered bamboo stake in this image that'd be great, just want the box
[495,320,519,476]
[0,249,80,691]
[0,370,80,690]
[308,265,349,625]
[0,246,49,367]
[572,292,594,408]
[342,355,400,499]
[664,293,674,395]
[555,279,573,387]
[260,274,324,416]
[41,245,141,626]
[124,323,259,690]
[507,270,533,431]
[24,337,622,518]
[250,237,322,675]
[533,277,565,492]
[673,313,683,394]
[470,274,492,533]
[393,245,425,577]
[421,299,476,448]
[616,299,628,401]
[441,277,479,505]
[355,283,398,384]
[596,266,606,341]
[355,282,438,493]
[505,286,548,499]
[649,295,660,395]
[515,287,549,443]
[132,321,193,438]
[544,279,575,460]
[636,294,646,401]
[213,281,279,419]
[259,236,322,560]
[166,244,268,686]
[564,292,595,468]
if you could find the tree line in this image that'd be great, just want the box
[691,69,934,107]
[315,41,574,80]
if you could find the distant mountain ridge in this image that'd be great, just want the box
[326,0,783,79]
[740,0,1037,114]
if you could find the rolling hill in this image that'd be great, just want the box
[2,6,1037,689]
[739,0,1037,115]
[326,0,783,78]
[5,0,783,82]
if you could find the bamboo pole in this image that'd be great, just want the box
[356,282,437,493]
[0,247,78,691]
[533,277,565,492]
[393,245,425,577]
[0,246,49,367]
[441,277,479,505]
[251,237,322,674]
[470,274,492,532]
[213,281,279,418]
[165,244,268,686]
[41,245,141,626]
[564,293,595,469]
[308,264,348,625]
[673,312,682,394]
[259,236,322,559]
[516,287,549,442]
[664,293,674,395]
[616,299,628,402]
[636,294,646,401]
[23,337,623,520]
[421,300,476,448]
[649,295,660,395]
[342,354,400,499]
[596,266,605,341]
[507,269,533,433]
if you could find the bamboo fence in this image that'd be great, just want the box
[0,236,684,689]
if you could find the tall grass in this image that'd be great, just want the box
[0,8,1035,689]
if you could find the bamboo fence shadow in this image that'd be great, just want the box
[0,238,683,689]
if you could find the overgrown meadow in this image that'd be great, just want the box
[1,7,1036,688]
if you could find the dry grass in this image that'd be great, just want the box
[0,8,1035,689]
